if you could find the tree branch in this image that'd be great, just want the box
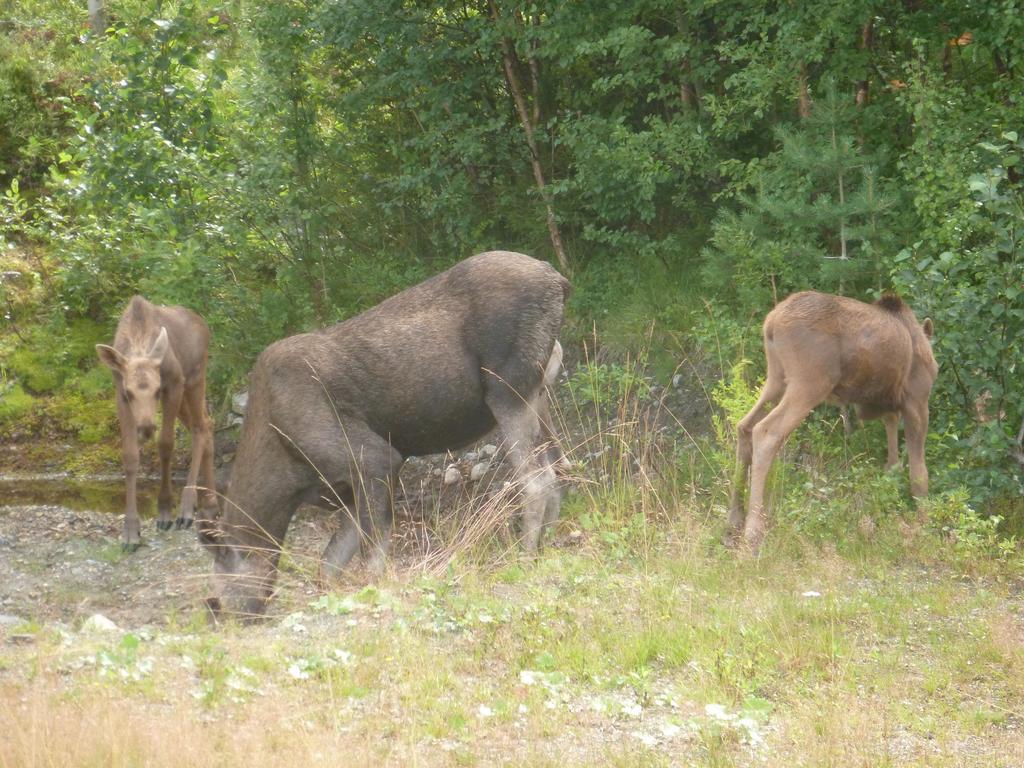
[488,0,571,274]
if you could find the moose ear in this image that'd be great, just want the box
[922,318,934,339]
[96,344,126,372]
[148,327,169,364]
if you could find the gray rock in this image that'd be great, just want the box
[0,614,25,628]
[443,466,462,486]
[464,451,479,462]
[228,414,244,428]
[470,461,491,482]
[671,374,683,389]
[82,613,119,633]
[480,444,498,458]
[231,391,249,415]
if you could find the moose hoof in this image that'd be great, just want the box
[175,516,194,530]
[737,536,763,560]
[122,541,142,553]
[156,519,174,532]
[722,529,743,550]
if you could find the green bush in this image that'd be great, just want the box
[0,383,35,426]
[925,487,1019,565]
[6,318,108,394]
[47,390,116,444]
[566,360,652,411]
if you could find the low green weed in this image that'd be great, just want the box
[0,381,34,426]
[925,487,1019,565]
[566,360,652,411]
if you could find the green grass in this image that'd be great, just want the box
[3,500,1022,766]
[2,345,1023,766]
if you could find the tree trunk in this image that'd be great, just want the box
[88,0,104,35]
[797,62,811,118]
[488,0,571,274]
[675,11,701,112]
[855,20,873,108]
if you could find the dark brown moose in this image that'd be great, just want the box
[200,251,570,618]
[729,291,938,554]
[96,296,216,550]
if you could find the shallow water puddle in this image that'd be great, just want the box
[0,475,163,516]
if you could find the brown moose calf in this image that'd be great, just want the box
[96,296,216,550]
[729,291,938,554]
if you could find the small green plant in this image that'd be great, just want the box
[566,360,652,411]
[45,390,116,443]
[577,503,651,562]
[710,360,759,449]
[925,487,1019,564]
[0,382,34,426]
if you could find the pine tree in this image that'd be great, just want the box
[755,81,896,292]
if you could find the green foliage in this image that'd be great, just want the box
[575,497,651,563]
[1,0,1021,510]
[710,360,759,449]
[7,345,62,393]
[893,132,1024,501]
[702,82,897,309]
[46,390,116,444]
[925,488,1019,565]
[5,318,106,394]
[0,38,66,190]
[783,460,907,544]
[0,383,35,426]
[566,360,652,411]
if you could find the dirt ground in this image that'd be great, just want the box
[0,368,710,629]
[0,455,521,627]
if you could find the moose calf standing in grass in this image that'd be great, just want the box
[200,251,570,619]
[97,296,216,550]
[730,291,938,554]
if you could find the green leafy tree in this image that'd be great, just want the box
[894,132,1024,500]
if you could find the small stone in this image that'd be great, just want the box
[672,374,683,388]
[480,444,498,458]
[464,451,479,462]
[0,614,24,628]
[443,467,462,486]
[231,391,249,415]
[470,462,490,482]
[83,613,119,633]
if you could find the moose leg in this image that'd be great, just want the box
[536,389,567,530]
[357,472,400,573]
[486,387,556,553]
[882,412,901,471]
[903,403,929,498]
[177,384,215,528]
[322,512,361,580]
[839,405,854,436]
[321,449,400,577]
[284,415,400,579]
[156,385,183,531]
[729,375,784,543]
[116,397,142,551]
[745,389,821,554]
